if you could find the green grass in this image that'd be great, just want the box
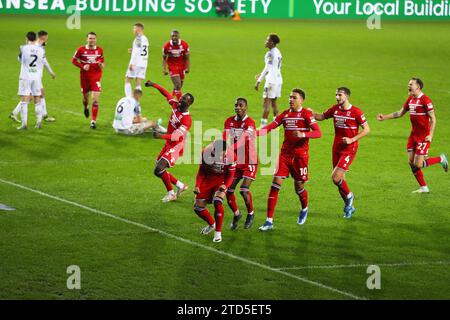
[0,15,449,300]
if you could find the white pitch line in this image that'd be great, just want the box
[0,177,365,300]
[276,261,450,271]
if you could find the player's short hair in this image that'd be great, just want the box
[185,93,194,105]
[236,97,248,106]
[133,89,143,96]
[134,23,144,29]
[268,33,280,45]
[171,29,180,35]
[26,31,36,42]
[411,77,424,89]
[291,88,306,100]
[38,30,48,37]
[336,87,351,96]
[87,32,97,37]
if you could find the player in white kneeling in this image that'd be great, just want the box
[124,23,149,98]
[11,31,54,130]
[112,89,166,135]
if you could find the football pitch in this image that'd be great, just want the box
[0,15,449,300]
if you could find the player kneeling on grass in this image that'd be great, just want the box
[257,89,322,231]
[194,140,236,243]
[112,89,166,135]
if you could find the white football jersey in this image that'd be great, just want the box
[112,97,141,130]
[19,44,46,80]
[129,34,149,68]
[258,47,283,85]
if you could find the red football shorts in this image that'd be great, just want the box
[234,164,258,181]
[156,144,183,168]
[168,64,186,80]
[332,144,358,171]
[80,73,102,94]
[195,174,224,203]
[407,135,430,156]
[274,153,309,182]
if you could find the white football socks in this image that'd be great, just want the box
[35,101,44,124]
[41,98,47,117]
[12,101,22,117]
[20,101,29,127]
[176,181,185,189]
[125,82,133,98]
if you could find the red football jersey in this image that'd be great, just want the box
[402,93,434,138]
[163,40,189,67]
[165,98,191,155]
[223,115,257,165]
[73,45,104,74]
[323,104,367,148]
[273,107,316,157]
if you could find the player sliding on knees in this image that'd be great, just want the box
[145,80,194,202]
[258,89,322,231]
[72,32,104,129]
[311,87,370,219]
[193,140,236,243]
[223,98,258,230]
[112,88,166,135]
[377,77,448,193]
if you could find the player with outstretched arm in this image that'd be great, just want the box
[145,80,194,202]
[377,78,447,193]
[311,87,370,218]
[258,88,322,231]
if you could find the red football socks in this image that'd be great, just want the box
[214,200,225,232]
[413,168,427,187]
[335,179,350,201]
[297,188,308,209]
[160,171,174,192]
[267,183,280,219]
[423,156,441,168]
[195,207,215,226]
[168,172,178,185]
[92,102,98,121]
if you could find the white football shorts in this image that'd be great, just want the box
[126,66,147,79]
[18,79,42,96]
[263,83,282,99]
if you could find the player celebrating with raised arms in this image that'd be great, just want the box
[255,33,282,129]
[223,98,258,230]
[72,32,104,129]
[12,31,53,130]
[145,80,194,202]
[193,140,236,243]
[377,78,448,193]
[258,89,322,231]
[125,23,149,98]
[312,87,370,218]
[162,29,190,100]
